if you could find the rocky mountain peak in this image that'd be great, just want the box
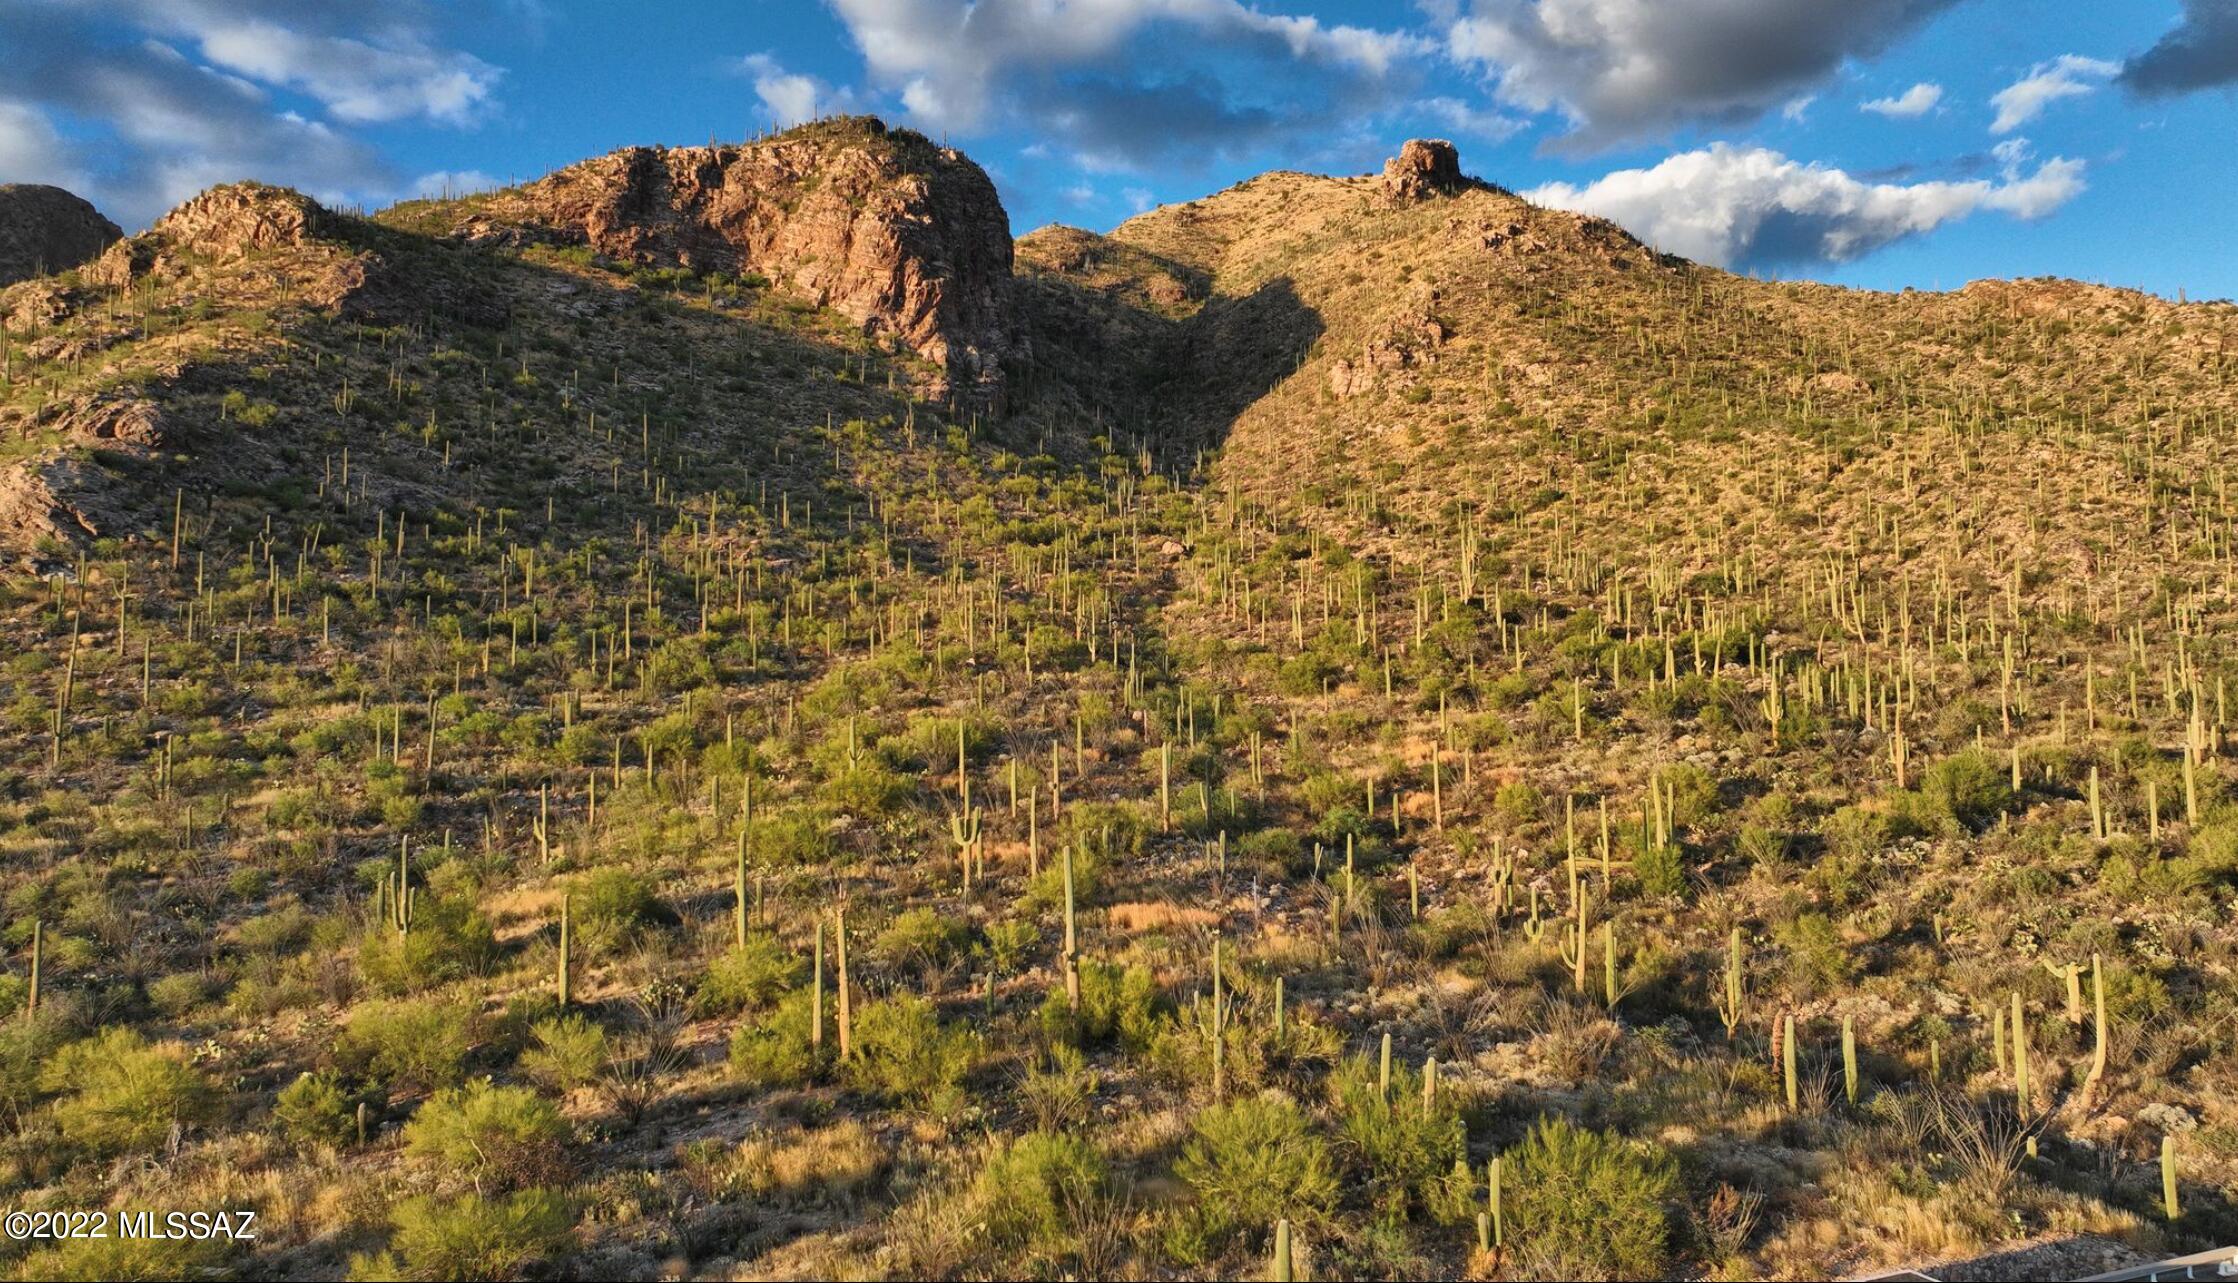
[1377,139,1468,207]
[0,184,122,287]
[87,182,333,288]
[457,117,1016,405]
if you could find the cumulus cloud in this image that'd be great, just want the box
[735,53,857,129]
[827,0,1435,170]
[114,0,500,125]
[1990,54,2119,134]
[2121,0,2238,95]
[1526,142,2085,269]
[0,99,93,192]
[1421,95,1526,140]
[1445,0,1958,149]
[0,0,500,228]
[1861,82,1943,118]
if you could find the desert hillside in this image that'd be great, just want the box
[0,120,2229,1281]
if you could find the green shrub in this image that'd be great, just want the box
[147,970,213,1017]
[403,1081,569,1190]
[568,868,659,955]
[41,1028,216,1156]
[694,935,802,1016]
[350,1189,572,1281]
[728,988,822,1088]
[337,998,475,1092]
[1635,837,1686,899]
[1332,1053,1464,1223]
[519,1015,609,1092]
[0,1017,62,1119]
[877,907,966,977]
[15,1230,231,1281]
[358,896,499,995]
[1502,1116,1677,1280]
[1920,750,2013,832]
[1038,959,1158,1050]
[847,994,977,1112]
[1775,912,1854,997]
[977,1131,1108,1256]
[275,1070,361,1150]
[1168,1092,1336,1261]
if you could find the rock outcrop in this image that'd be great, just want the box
[463,118,1015,403]
[87,182,334,289]
[0,184,122,287]
[1377,140,1468,208]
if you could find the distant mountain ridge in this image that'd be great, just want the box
[0,184,121,288]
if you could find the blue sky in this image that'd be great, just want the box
[3,1,2235,298]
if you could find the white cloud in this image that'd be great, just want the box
[827,0,1436,170]
[736,52,855,129]
[1990,54,2118,134]
[1861,81,1942,117]
[0,99,93,192]
[0,1,500,227]
[1422,95,1525,140]
[1446,0,1959,149]
[1122,185,1157,213]
[1527,142,2086,268]
[0,38,398,227]
[183,19,498,124]
[106,0,500,126]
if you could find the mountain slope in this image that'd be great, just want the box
[0,127,2230,1282]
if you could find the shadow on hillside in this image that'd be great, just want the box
[49,206,964,565]
[1011,269,1321,457]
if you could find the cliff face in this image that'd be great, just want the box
[0,184,122,287]
[462,118,1016,404]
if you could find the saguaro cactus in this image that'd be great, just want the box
[1842,1015,1858,1104]
[25,919,41,1019]
[1488,1155,1503,1248]
[1783,1013,1800,1113]
[1717,927,1744,1038]
[556,894,572,1006]
[2162,1134,2180,1221]
[2084,952,2109,1095]
[950,807,982,890]
[1062,844,1081,1011]
[2011,991,2030,1110]
[812,919,826,1052]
